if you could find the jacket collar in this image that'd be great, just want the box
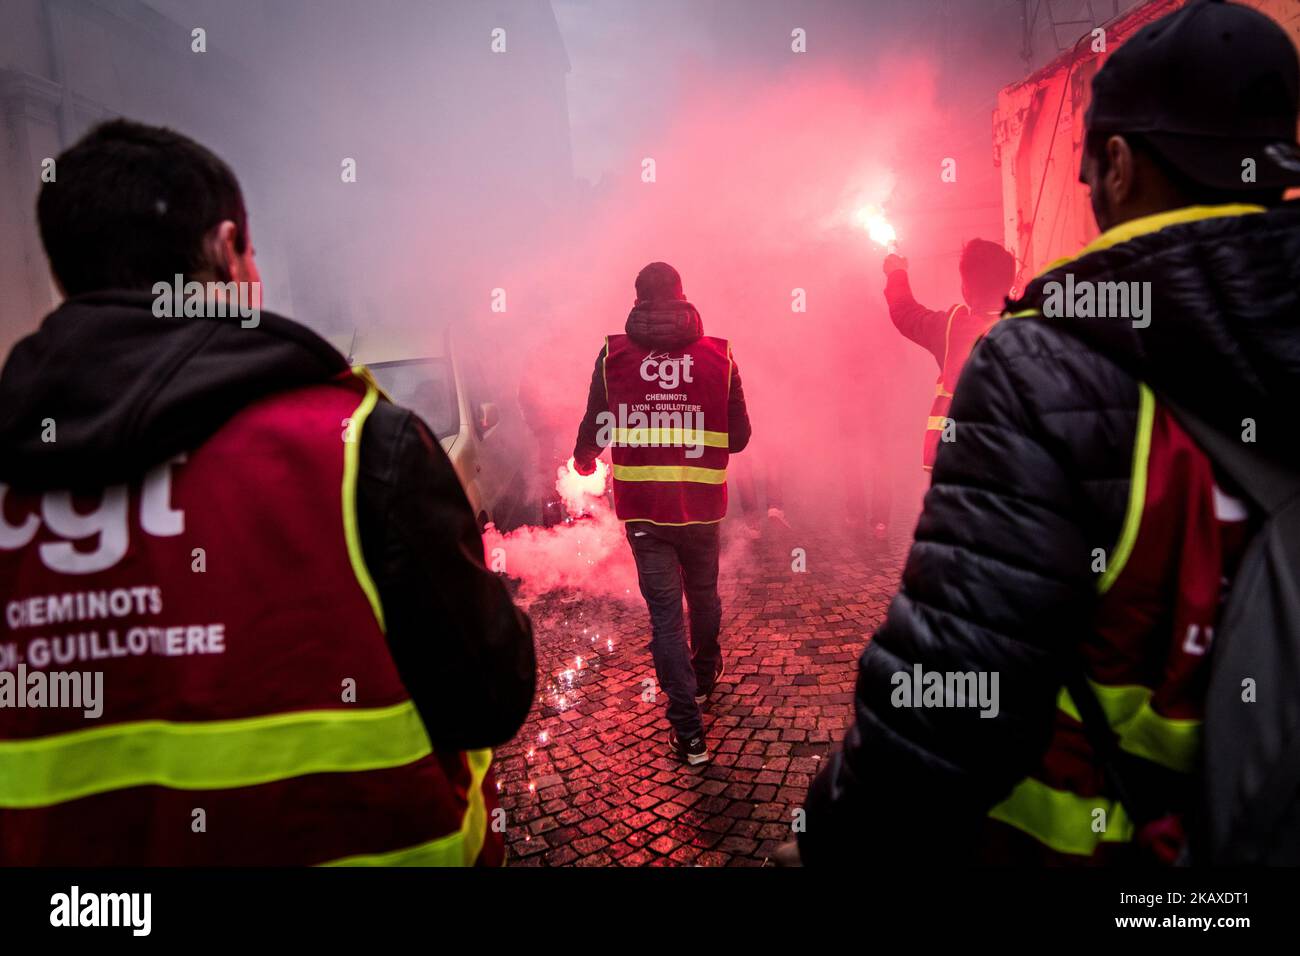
[1037,203,1266,278]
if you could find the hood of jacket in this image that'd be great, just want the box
[0,290,348,489]
[1011,202,1300,465]
[625,299,704,350]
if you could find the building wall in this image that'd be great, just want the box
[0,68,62,353]
[0,0,285,357]
[0,0,574,358]
[1016,0,1149,74]
[993,0,1300,284]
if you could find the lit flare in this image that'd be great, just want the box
[557,457,609,516]
[856,206,897,251]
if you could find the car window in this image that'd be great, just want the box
[460,352,493,439]
[368,359,459,440]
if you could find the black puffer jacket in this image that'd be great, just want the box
[800,202,1300,863]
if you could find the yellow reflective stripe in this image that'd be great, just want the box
[1120,702,1201,773]
[349,363,391,402]
[1004,308,1039,319]
[1099,383,1153,594]
[926,416,949,431]
[612,464,726,484]
[461,747,493,865]
[343,370,385,631]
[939,304,962,376]
[1071,204,1266,263]
[611,428,728,448]
[602,336,611,403]
[989,777,1134,856]
[1037,204,1266,277]
[935,382,952,398]
[0,701,433,809]
[322,748,494,867]
[1059,684,1201,774]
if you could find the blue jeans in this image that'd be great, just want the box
[624,521,723,740]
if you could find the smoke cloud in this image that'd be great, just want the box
[7,0,1018,544]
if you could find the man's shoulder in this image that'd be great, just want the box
[969,316,1139,417]
[363,396,415,441]
[947,313,1139,525]
[983,312,1106,361]
[357,398,442,487]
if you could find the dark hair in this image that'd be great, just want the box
[958,238,1015,306]
[37,119,248,295]
[1083,129,1284,207]
[635,261,685,303]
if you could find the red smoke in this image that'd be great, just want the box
[482,459,638,603]
[490,58,955,534]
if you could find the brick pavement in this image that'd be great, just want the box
[494,517,909,866]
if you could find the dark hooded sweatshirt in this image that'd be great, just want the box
[572,299,752,464]
[0,291,535,751]
[799,201,1300,864]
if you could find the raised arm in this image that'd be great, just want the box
[883,258,952,368]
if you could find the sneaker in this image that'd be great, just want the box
[766,506,792,530]
[669,731,711,766]
[694,657,726,705]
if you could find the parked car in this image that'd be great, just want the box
[341,326,528,532]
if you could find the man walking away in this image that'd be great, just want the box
[573,262,751,765]
[883,239,1015,472]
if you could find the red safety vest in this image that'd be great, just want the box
[0,371,500,866]
[982,386,1251,863]
[924,305,1002,470]
[603,334,731,525]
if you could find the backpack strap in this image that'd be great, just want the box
[1069,398,1300,836]
[1166,401,1300,863]
[1065,670,1150,821]
[1065,670,1176,829]
[1165,402,1300,515]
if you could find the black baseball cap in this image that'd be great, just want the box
[1086,0,1300,191]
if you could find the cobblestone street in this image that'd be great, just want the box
[494,517,909,866]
